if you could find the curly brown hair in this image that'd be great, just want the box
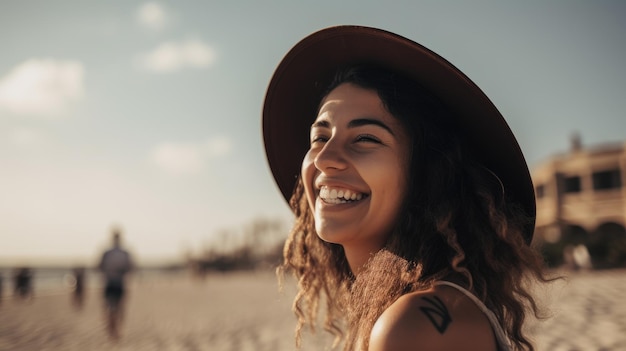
[278,65,551,351]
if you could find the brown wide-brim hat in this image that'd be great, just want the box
[262,25,535,244]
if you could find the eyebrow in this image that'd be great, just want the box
[311,118,395,136]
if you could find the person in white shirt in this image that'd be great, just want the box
[98,228,133,339]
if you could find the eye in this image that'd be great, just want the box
[310,135,329,145]
[355,134,381,144]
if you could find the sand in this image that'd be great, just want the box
[1,269,625,351]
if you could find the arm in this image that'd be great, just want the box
[124,251,134,274]
[98,251,107,272]
[369,290,497,351]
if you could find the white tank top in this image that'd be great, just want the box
[434,281,513,351]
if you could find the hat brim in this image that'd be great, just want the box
[263,25,535,243]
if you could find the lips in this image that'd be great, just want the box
[318,185,368,204]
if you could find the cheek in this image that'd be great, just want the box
[364,154,408,187]
[371,154,410,208]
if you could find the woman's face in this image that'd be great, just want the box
[301,83,411,254]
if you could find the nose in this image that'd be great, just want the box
[313,138,348,172]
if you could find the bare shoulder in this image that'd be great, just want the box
[369,284,497,351]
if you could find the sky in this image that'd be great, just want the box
[1,0,624,265]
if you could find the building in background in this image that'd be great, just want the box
[532,135,626,269]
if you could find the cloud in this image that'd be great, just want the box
[204,136,232,157]
[137,2,168,31]
[136,39,216,73]
[152,136,232,175]
[153,142,205,175]
[0,59,84,116]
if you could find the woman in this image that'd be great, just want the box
[263,26,550,351]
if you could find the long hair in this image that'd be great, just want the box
[278,65,550,351]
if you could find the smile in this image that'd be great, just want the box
[318,186,368,204]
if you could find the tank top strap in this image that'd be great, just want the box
[433,280,513,351]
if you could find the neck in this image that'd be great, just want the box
[343,241,384,276]
[345,251,368,276]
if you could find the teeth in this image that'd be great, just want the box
[330,189,337,199]
[318,186,365,203]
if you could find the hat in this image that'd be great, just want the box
[262,25,535,243]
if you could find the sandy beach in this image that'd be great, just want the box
[1,269,625,351]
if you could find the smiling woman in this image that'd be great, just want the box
[302,82,411,271]
[263,26,551,351]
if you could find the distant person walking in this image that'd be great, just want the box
[98,228,134,339]
[13,267,34,301]
[71,266,86,309]
[0,273,4,304]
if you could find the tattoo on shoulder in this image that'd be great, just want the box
[419,296,452,334]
